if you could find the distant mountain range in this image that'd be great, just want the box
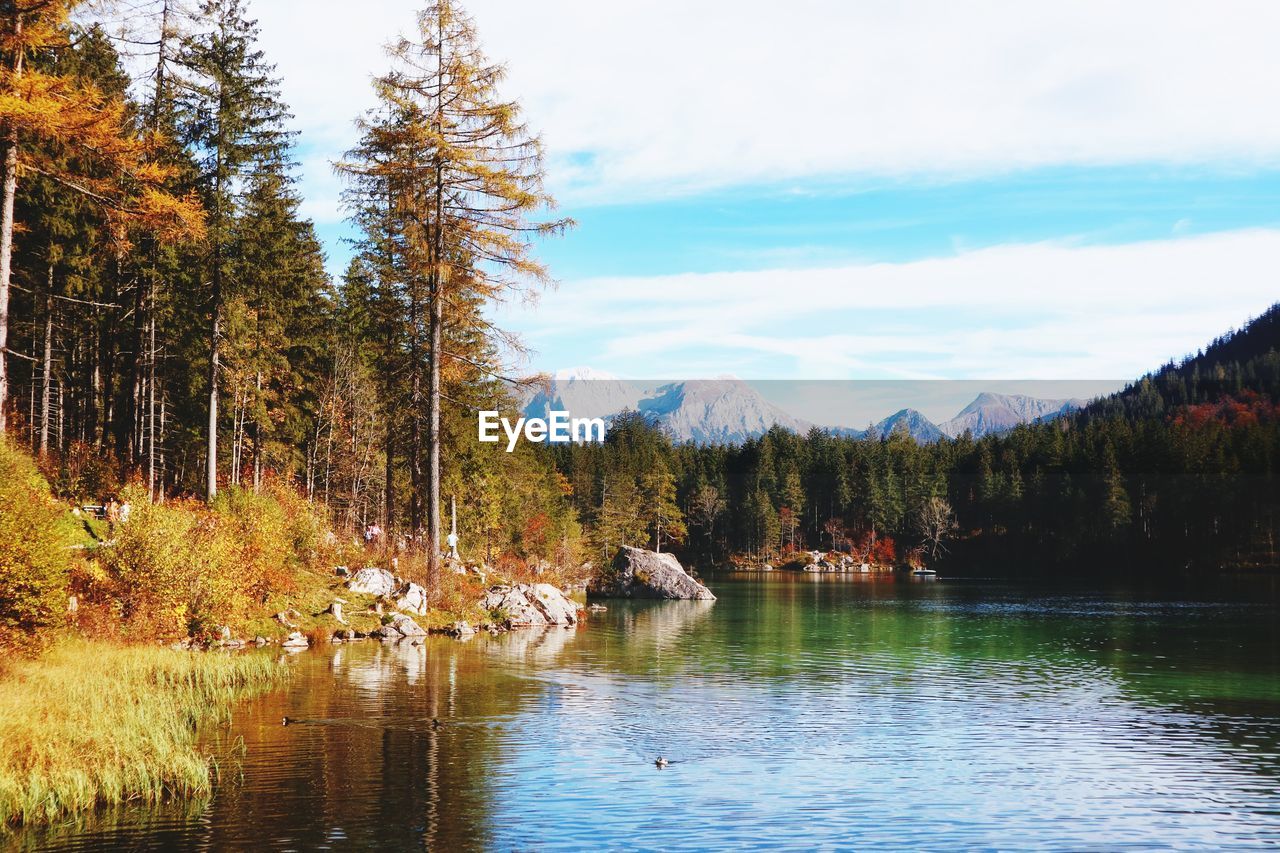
[522,369,1085,444]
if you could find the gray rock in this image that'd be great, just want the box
[273,611,296,629]
[395,581,428,616]
[347,567,397,597]
[282,631,309,648]
[390,614,427,636]
[529,583,579,625]
[479,583,581,628]
[218,625,231,641]
[254,635,268,646]
[481,584,549,627]
[370,623,401,640]
[447,620,475,638]
[590,546,716,601]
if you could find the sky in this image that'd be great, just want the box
[249,0,1280,384]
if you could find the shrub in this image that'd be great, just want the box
[262,479,329,569]
[213,486,296,603]
[49,440,120,501]
[104,487,234,638]
[0,439,70,653]
[102,482,325,639]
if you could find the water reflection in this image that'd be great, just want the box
[19,577,1280,850]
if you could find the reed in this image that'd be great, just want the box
[0,640,285,827]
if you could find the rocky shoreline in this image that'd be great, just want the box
[181,546,713,652]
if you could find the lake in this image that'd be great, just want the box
[22,573,1280,850]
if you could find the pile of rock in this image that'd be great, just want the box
[371,613,428,640]
[802,552,871,573]
[480,583,581,629]
[345,567,430,615]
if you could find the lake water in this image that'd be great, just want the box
[21,574,1280,850]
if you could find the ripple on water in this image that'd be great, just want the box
[17,578,1280,851]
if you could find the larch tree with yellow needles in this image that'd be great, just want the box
[337,0,570,592]
[0,0,204,434]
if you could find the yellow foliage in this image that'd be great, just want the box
[0,2,206,247]
[0,437,69,653]
[102,482,326,639]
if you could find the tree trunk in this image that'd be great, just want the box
[427,274,442,586]
[121,264,146,464]
[383,416,395,532]
[382,303,396,535]
[408,285,423,537]
[100,261,118,447]
[0,11,20,435]
[39,265,52,456]
[147,311,157,498]
[426,156,444,590]
[253,369,262,490]
[0,133,13,436]
[207,294,220,500]
[207,97,224,502]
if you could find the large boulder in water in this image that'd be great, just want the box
[592,546,715,600]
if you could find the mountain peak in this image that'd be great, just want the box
[942,392,1084,438]
[869,408,944,443]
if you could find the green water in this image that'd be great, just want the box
[22,574,1280,850]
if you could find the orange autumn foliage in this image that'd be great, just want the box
[0,1,205,245]
[1170,391,1280,430]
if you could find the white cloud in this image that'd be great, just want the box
[492,229,1280,379]
[253,0,1280,220]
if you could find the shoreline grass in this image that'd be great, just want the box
[0,639,286,828]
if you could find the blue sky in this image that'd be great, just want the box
[317,165,1280,282]
[251,0,1280,384]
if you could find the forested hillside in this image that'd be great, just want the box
[0,0,1274,594]
[556,304,1280,575]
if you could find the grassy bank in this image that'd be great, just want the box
[0,640,285,827]
[0,436,585,827]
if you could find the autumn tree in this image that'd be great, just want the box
[688,483,725,552]
[337,0,569,590]
[0,0,202,434]
[641,468,685,554]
